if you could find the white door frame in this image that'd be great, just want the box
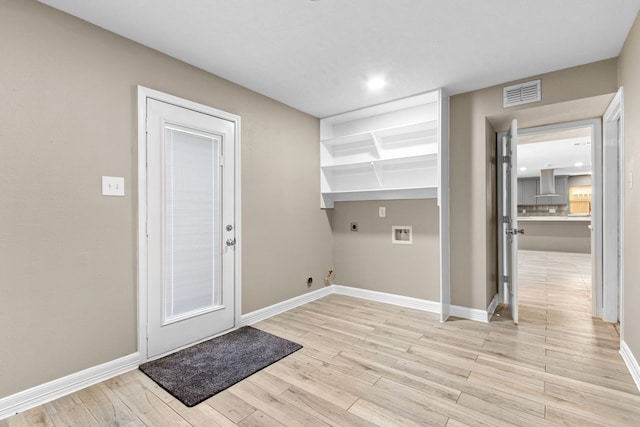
[602,88,624,325]
[438,89,451,322]
[137,86,242,362]
[496,118,602,317]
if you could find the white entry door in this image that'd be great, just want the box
[145,96,237,359]
[499,119,520,324]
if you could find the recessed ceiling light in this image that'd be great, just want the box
[574,162,584,167]
[367,78,386,90]
[519,166,527,171]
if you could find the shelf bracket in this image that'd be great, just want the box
[370,162,383,188]
[370,131,383,159]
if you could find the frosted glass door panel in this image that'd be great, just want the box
[164,126,221,323]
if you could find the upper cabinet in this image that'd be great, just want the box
[320,90,447,208]
[519,179,538,205]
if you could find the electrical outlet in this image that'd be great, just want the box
[549,208,556,214]
[350,222,358,232]
[102,176,125,196]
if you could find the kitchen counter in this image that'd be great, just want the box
[518,216,590,222]
[517,217,591,253]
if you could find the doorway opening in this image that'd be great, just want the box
[497,118,603,323]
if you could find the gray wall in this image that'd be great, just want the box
[619,11,640,372]
[450,59,619,311]
[331,199,440,302]
[568,175,592,187]
[3,0,639,404]
[0,0,332,398]
[518,221,591,253]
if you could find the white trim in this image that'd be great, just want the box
[241,287,334,326]
[486,293,500,318]
[449,305,491,323]
[602,87,624,325]
[0,353,139,421]
[438,89,451,322]
[241,283,497,326]
[620,340,640,392]
[331,285,440,313]
[137,86,242,362]
[241,285,440,326]
[137,87,149,364]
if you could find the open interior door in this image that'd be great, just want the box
[501,119,521,324]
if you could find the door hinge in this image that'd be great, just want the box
[503,275,509,283]
[502,155,511,164]
[502,216,510,224]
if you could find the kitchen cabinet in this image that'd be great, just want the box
[320,90,447,208]
[519,179,538,205]
[569,185,592,215]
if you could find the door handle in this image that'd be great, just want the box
[506,228,524,235]
[226,238,236,247]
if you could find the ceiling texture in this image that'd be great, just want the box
[517,127,593,178]
[38,0,640,118]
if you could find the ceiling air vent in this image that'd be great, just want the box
[503,80,541,108]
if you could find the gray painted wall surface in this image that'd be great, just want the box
[2,0,639,403]
[518,221,591,253]
[450,59,619,311]
[0,0,332,398]
[331,199,440,302]
[619,11,640,376]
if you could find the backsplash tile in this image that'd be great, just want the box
[518,204,569,217]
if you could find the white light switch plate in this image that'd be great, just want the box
[379,207,386,217]
[102,176,125,196]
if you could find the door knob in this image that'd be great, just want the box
[226,238,236,246]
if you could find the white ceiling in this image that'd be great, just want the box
[38,0,640,118]
[517,127,592,178]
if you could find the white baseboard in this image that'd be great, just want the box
[0,352,139,421]
[240,286,334,326]
[620,340,640,392]
[241,284,491,325]
[331,285,440,313]
[241,284,440,326]
[449,304,491,323]
[1,286,490,421]
[486,293,500,318]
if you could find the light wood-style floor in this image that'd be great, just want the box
[3,250,640,426]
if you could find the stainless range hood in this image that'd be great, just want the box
[536,168,561,197]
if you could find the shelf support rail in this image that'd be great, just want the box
[370,162,383,188]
